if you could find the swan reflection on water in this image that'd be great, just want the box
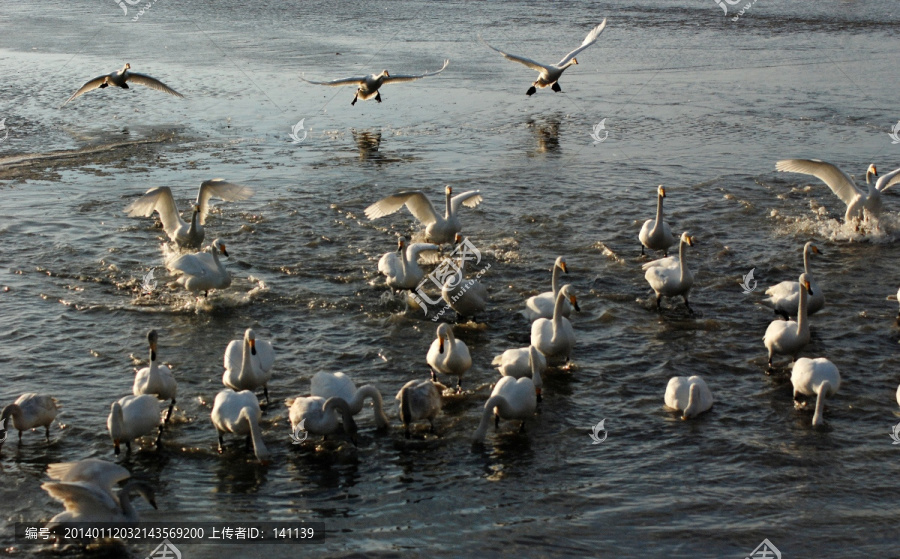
[352,129,382,161]
[527,118,560,156]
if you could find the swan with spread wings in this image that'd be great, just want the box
[365,185,483,245]
[61,63,183,107]
[301,59,449,105]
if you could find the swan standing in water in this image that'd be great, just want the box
[0,393,59,452]
[170,239,231,296]
[426,323,472,392]
[762,242,824,319]
[481,20,607,96]
[378,236,439,291]
[311,372,390,430]
[223,328,275,406]
[301,59,449,105]
[639,185,677,257]
[531,285,579,363]
[492,345,546,402]
[791,357,840,427]
[664,376,713,420]
[365,186,483,246]
[643,232,695,314]
[523,257,573,322]
[132,330,177,423]
[396,378,446,439]
[107,395,163,455]
[776,159,900,225]
[763,274,813,369]
[441,250,489,320]
[61,63,183,106]
[211,389,271,464]
[286,396,358,444]
[124,179,253,249]
[472,376,538,443]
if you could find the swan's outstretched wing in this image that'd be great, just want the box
[124,187,186,239]
[254,340,275,374]
[300,75,366,87]
[480,38,549,72]
[223,339,243,373]
[775,159,862,205]
[197,179,254,225]
[382,60,450,84]
[61,75,109,107]
[450,190,483,213]
[365,191,439,225]
[558,20,607,66]
[42,481,120,517]
[47,460,130,496]
[126,72,184,98]
[875,167,900,193]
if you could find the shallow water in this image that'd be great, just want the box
[2,0,900,557]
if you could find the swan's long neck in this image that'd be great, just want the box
[239,408,270,462]
[324,398,356,432]
[797,286,809,332]
[240,338,257,382]
[350,385,389,429]
[109,403,125,439]
[444,190,452,219]
[117,482,144,521]
[399,386,413,425]
[802,244,811,275]
[552,290,567,323]
[529,350,543,390]
[684,384,699,418]
[562,59,578,70]
[472,395,507,441]
[678,238,688,284]
[1,404,21,427]
[812,381,831,426]
[651,193,665,235]
[551,263,562,297]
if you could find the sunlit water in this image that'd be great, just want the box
[2,0,900,557]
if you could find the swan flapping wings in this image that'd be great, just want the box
[365,190,483,223]
[382,59,450,84]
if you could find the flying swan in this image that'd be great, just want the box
[62,63,183,107]
[301,60,449,105]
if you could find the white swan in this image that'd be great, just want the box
[378,237,439,291]
[643,232,695,313]
[46,459,130,499]
[43,479,157,527]
[763,273,813,369]
[301,59,449,105]
[365,185,483,245]
[133,330,177,422]
[639,185,677,256]
[664,376,713,419]
[396,379,445,439]
[776,159,900,224]
[426,323,472,391]
[482,20,606,96]
[762,242,824,318]
[791,357,840,427]
[472,377,538,442]
[211,389,271,464]
[286,396,357,444]
[223,328,275,406]
[0,393,59,452]
[441,250,489,319]
[61,63,183,107]
[124,179,253,249]
[170,238,231,296]
[492,346,546,402]
[523,256,573,321]
[531,284,579,363]
[895,382,900,407]
[311,372,390,430]
[107,394,162,455]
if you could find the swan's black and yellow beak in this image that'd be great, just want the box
[570,295,581,312]
[250,338,257,356]
[219,242,229,257]
[659,185,666,198]
[397,238,404,254]
[560,261,569,274]
[438,337,445,354]
[686,235,695,247]
[572,57,579,65]
[804,280,813,295]
[811,245,821,255]
[445,185,453,197]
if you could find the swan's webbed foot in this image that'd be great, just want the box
[494,413,500,429]
[375,92,382,103]
[18,430,23,441]
[551,82,561,92]
[114,441,120,455]
[121,83,129,89]
[526,86,537,96]
[351,94,358,106]
[456,378,462,393]
[99,83,108,89]
[430,369,437,382]
[165,399,176,423]
[155,426,164,449]
[263,386,270,408]
[656,296,662,310]
[217,434,224,454]
[45,425,51,441]
[684,298,694,316]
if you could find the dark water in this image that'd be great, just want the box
[2,0,900,557]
